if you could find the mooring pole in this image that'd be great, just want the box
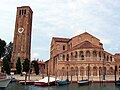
[115,66,117,85]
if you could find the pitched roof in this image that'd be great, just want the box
[72,41,101,50]
[80,32,100,41]
[52,37,70,42]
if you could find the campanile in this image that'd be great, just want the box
[11,6,33,67]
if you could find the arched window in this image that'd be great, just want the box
[109,67,114,75]
[63,55,65,61]
[62,67,65,76]
[79,51,83,57]
[93,67,97,76]
[71,67,74,76]
[66,54,69,61]
[63,45,65,50]
[75,67,78,75]
[80,67,84,76]
[86,51,90,57]
[81,55,84,60]
[79,51,84,60]
[75,51,78,58]
[107,55,109,61]
[110,56,112,62]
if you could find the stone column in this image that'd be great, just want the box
[97,51,99,61]
[90,50,93,61]
[83,50,86,61]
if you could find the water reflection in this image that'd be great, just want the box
[4,83,120,90]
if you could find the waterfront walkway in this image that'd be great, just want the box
[9,74,119,82]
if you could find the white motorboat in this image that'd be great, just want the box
[34,76,59,86]
[0,73,11,87]
[77,79,92,86]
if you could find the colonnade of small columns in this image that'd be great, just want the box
[57,65,115,77]
[59,49,114,62]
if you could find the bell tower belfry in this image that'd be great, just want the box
[11,6,33,67]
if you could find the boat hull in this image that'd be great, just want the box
[0,78,11,87]
[57,80,70,85]
[19,80,34,85]
[34,81,55,86]
[78,80,91,86]
[115,80,120,86]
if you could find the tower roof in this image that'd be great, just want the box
[17,6,33,13]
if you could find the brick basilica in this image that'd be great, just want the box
[49,32,115,78]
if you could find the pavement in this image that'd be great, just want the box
[8,74,119,82]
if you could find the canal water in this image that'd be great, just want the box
[1,82,120,90]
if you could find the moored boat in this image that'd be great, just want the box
[10,78,16,83]
[34,76,59,86]
[78,79,92,86]
[19,80,34,85]
[115,78,120,86]
[57,79,70,85]
[0,73,11,87]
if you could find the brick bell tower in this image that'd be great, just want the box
[11,6,33,68]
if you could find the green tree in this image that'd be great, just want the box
[5,42,13,62]
[22,58,30,84]
[3,57,10,74]
[22,58,30,73]
[0,39,6,58]
[16,57,22,74]
[32,61,39,75]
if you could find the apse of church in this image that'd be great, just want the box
[49,32,115,77]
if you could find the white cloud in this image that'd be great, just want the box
[100,39,111,45]
[109,48,119,51]
[1,0,120,60]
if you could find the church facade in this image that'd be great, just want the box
[49,32,115,78]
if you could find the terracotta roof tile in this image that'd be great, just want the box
[53,37,70,42]
[72,41,101,50]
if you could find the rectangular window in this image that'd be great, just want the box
[19,10,21,15]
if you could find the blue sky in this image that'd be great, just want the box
[0,0,120,61]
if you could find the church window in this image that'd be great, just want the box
[107,55,109,61]
[93,51,97,57]
[110,56,112,62]
[63,55,65,61]
[86,51,90,57]
[63,45,65,50]
[66,54,69,61]
[81,55,84,60]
